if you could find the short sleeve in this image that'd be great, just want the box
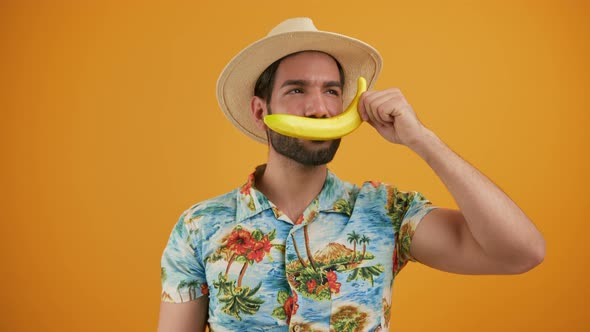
[160,210,208,303]
[392,190,437,275]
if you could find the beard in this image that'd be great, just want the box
[266,105,341,166]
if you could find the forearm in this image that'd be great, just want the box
[409,129,545,268]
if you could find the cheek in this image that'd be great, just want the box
[329,99,344,115]
[275,99,306,115]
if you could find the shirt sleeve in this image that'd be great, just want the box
[160,209,208,303]
[392,190,437,275]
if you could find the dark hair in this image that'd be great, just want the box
[254,51,346,103]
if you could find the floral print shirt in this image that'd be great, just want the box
[161,167,436,332]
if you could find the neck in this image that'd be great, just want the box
[256,153,328,222]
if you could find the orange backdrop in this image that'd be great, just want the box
[1,0,588,331]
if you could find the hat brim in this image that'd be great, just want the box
[217,30,382,144]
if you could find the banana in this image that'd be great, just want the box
[263,77,367,140]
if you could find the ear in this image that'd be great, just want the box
[251,96,268,130]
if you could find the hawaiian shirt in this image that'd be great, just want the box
[161,166,436,332]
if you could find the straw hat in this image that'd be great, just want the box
[216,17,382,143]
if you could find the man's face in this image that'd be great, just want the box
[266,52,344,166]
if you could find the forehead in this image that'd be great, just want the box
[274,51,340,83]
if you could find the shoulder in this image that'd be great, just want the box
[176,189,239,231]
[356,180,394,201]
[355,180,431,216]
[358,180,426,202]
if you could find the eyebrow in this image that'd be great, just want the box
[280,80,342,89]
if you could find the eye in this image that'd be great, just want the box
[326,89,340,96]
[288,88,303,94]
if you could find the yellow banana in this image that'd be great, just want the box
[263,77,367,140]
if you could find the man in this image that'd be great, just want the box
[158,18,545,332]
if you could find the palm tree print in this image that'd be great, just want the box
[346,265,385,286]
[347,231,360,263]
[177,279,204,301]
[359,235,370,261]
[176,280,186,302]
[213,272,233,295]
[291,233,308,268]
[333,198,352,215]
[214,273,264,321]
[286,231,384,302]
[238,261,249,288]
[209,226,276,319]
[303,225,318,270]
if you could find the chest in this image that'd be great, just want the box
[201,209,396,330]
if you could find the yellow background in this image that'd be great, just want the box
[1,0,588,331]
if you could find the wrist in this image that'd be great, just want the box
[405,128,444,161]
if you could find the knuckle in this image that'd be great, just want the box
[376,104,389,116]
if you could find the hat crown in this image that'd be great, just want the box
[267,17,318,36]
[217,17,382,144]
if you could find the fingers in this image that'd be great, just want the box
[358,93,377,124]
[360,88,409,126]
[360,91,390,125]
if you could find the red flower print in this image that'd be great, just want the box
[326,271,337,282]
[240,173,255,195]
[295,215,304,225]
[370,181,382,188]
[306,279,317,294]
[201,283,209,295]
[245,235,272,262]
[246,247,265,262]
[226,229,254,255]
[283,292,299,324]
[326,271,341,294]
[258,235,273,252]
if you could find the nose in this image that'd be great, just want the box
[303,91,330,119]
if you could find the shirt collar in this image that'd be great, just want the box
[235,165,357,223]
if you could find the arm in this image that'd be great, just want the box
[360,88,545,274]
[158,297,209,332]
[408,131,544,274]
